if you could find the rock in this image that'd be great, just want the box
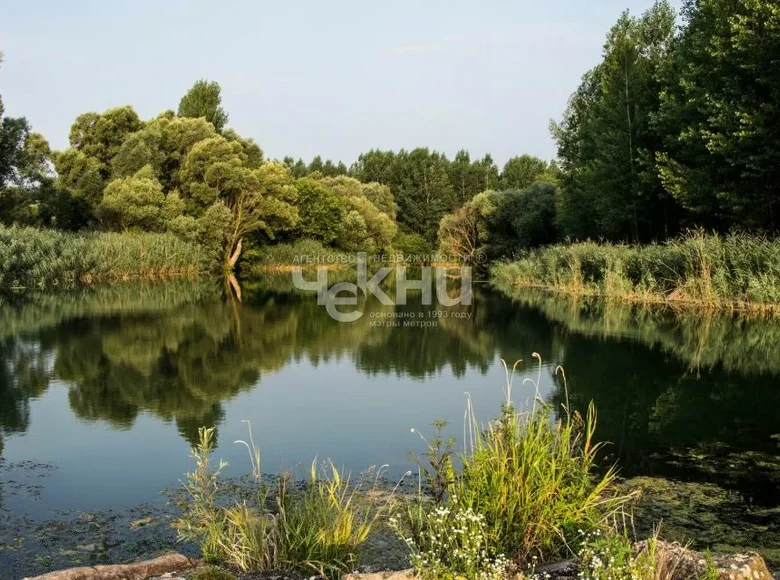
[633,540,773,580]
[22,553,201,580]
[342,571,417,580]
[533,559,578,579]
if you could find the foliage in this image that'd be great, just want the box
[491,231,780,309]
[500,155,550,190]
[654,0,780,231]
[392,361,632,574]
[294,178,343,244]
[0,225,207,290]
[489,182,560,256]
[389,505,510,580]
[178,79,229,132]
[315,175,397,252]
[175,425,388,579]
[438,182,560,262]
[408,420,455,504]
[97,165,165,230]
[553,1,679,242]
[174,427,228,563]
[438,204,483,263]
[393,233,433,261]
[456,394,627,563]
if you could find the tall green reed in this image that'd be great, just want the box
[175,422,397,578]
[491,231,780,311]
[0,225,208,290]
[395,355,634,578]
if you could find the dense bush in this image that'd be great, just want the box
[438,181,561,264]
[0,225,208,290]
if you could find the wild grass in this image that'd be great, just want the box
[0,225,208,290]
[244,239,350,273]
[491,231,780,313]
[175,424,394,579]
[391,356,635,579]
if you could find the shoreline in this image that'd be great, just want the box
[498,280,780,316]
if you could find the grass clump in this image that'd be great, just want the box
[0,224,208,290]
[491,230,780,312]
[390,356,634,579]
[175,425,388,579]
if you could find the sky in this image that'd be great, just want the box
[0,0,681,167]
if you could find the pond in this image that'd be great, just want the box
[0,277,779,576]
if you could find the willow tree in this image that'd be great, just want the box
[177,79,229,133]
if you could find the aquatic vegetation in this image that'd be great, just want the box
[391,358,635,578]
[491,231,780,313]
[175,425,394,578]
[0,225,208,291]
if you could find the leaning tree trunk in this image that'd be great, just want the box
[227,238,243,270]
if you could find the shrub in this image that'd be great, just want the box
[455,374,629,564]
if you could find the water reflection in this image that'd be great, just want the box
[0,281,778,500]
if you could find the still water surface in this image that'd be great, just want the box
[0,278,778,569]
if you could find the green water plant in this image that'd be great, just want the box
[491,231,780,313]
[175,423,395,579]
[393,355,635,578]
[0,225,208,290]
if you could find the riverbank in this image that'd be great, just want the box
[490,232,780,314]
[0,225,209,291]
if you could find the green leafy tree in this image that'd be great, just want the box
[317,176,397,251]
[500,155,549,189]
[54,149,106,209]
[448,149,486,205]
[360,181,397,220]
[553,1,679,241]
[295,178,343,244]
[395,148,456,242]
[97,166,165,231]
[655,0,780,230]
[223,128,263,168]
[177,80,229,132]
[68,106,142,167]
[490,183,560,255]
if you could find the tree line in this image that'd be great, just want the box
[1,0,778,268]
[554,0,779,241]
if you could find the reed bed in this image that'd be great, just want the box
[0,225,209,290]
[491,231,780,313]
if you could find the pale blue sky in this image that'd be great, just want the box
[0,0,679,166]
